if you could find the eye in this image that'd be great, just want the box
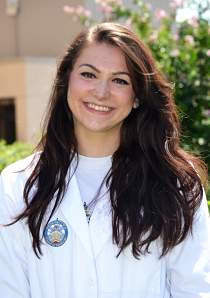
[113,78,129,85]
[81,72,96,79]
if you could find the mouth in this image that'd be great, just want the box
[85,102,113,112]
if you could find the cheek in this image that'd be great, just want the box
[67,81,78,105]
[67,89,72,110]
[67,91,85,121]
[67,80,91,103]
[67,94,77,112]
[67,86,76,110]
[121,93,135,109]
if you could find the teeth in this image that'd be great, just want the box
[85,103,111,112]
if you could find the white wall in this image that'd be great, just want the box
[0,57,56,143]
[25,57,56,144]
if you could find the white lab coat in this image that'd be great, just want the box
[0,155,210,298]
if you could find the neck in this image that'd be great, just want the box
[75,129,120,157]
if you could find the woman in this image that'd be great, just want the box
[0,23,210,298]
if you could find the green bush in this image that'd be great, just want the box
[0,139,33,173]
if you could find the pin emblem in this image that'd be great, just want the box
[44,218,68,247]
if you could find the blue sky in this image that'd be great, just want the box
[176,0,210,22]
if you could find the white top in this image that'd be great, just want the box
[0,154,210,298]
[75,154,112,210]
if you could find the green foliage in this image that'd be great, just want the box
[0,139,33,173]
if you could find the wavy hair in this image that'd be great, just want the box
[11,23,206,258]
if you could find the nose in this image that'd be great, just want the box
[93,80,110,100]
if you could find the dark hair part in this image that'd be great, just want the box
[12,23,206,258]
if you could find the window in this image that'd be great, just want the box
[0,99,16,144]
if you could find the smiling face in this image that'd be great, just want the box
[67,43,136,141]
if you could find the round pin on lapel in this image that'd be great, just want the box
[44,218,68,247]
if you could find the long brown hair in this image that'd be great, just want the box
[11,23,207,258]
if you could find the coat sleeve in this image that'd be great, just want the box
[0,170,30,298]
[166,190,210,297]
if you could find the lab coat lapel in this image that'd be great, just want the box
[59,172,94,263]
[89,189,112,259]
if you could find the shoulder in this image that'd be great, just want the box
[0,153,41,217]
[1,152,40,176]
[1,152,41,185]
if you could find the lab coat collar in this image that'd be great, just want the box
[59,172,95,262]
[89,185,113,259]
[59,169,113,261]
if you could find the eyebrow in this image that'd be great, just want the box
[78,63,130,77]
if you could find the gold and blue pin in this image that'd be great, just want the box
[44,218,68,247]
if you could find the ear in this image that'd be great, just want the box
[133,98,139,109]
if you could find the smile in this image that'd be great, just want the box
[85,103,112,112]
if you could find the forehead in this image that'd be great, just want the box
[73,43,128,72]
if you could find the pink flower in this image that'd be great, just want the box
[76,5,85,14]
[125,18,132,27]
[63,6,75,14]
[189,20,199,28]
[145,3,152,10]
[101,1,108,7]
[101,5,112,13]
[72,16,78,23]
[96,0,122,16]
[149,34,156,42]
[84,10,92,18]
[188,17,199,28]
[185,35,194,45]
[149,31,158,42]
[116,0,122,5]
[169,0,184,9]
[169,2,177,9]
[171,49,180,57]
[176,0,185,5]
[155,9,169,20]
[173,34,179,41]
[206,49,210,57]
